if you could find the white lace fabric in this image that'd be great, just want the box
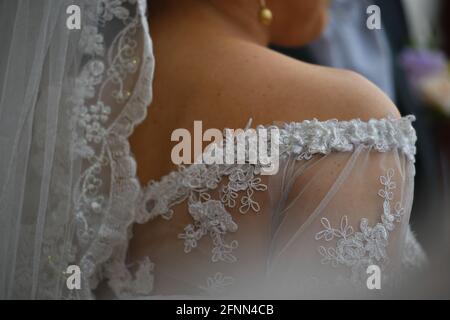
[69,0,156,299]
[131,116,426,298]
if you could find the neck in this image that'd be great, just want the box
[149,0,271,47]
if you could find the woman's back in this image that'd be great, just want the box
[129,0,399,184]
[126,0,424,298]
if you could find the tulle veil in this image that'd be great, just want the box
[0,0,155,299]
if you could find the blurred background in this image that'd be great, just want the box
[273,0,449,298]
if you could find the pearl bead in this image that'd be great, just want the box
[259,8,273,26]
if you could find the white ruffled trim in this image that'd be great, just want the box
[278,116,417,162]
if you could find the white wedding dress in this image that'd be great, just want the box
[127,116,426,299]
[0,0,426,299]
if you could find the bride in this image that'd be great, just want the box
[0,0,425,299]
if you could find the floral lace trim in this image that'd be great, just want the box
[315,168,405,284]
[137,163,267,263]
[279,116,417,162]
[198,272,235,296]
[67,0,155,299]
[138,117,416,265]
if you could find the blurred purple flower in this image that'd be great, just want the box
[399,49,447,86]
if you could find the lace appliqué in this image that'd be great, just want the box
[315,169,405,283]
[279,117,417,162]
[139,117,417,266]
[199,272,235,296]
[63,0,155,299]
[138,163,267,264]
[139,117,416,266]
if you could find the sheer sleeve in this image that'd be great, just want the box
[129,116,425,299]
[266,147,414,295]
[264,118,425,297]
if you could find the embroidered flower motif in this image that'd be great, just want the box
[199,272,235,295]
[381,213,396,231]
[336,236,365,265]
[178,225,203,253]
[394,202,405,222]
[211,238,238,263]
[72,60,105,104]
[98,0,131,22]
[220,165,267,214]
[79,25,105,56]
[315,169,405,284]
[362,223,389,262]
[315,218,336,241]
[139,117,417,268]
[178,201,239,263]
[220,185,238,208]
[73,101,111,145]
[228,166,253,191]
[336,215,354,239]
[279,117,417,161]
[240,189,260,214]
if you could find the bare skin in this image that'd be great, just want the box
[130,0,399,184]
[127,0,401,294]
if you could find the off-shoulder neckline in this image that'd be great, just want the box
[141,115,417,193]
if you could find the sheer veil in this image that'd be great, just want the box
[0,0,155,299]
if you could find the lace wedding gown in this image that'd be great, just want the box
[127,116,426,299]
[0,0,426,299]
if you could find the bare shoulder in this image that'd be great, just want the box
[274,60,402,122]
[197,41,401,126]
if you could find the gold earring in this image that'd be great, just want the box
[259,0,273,26]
